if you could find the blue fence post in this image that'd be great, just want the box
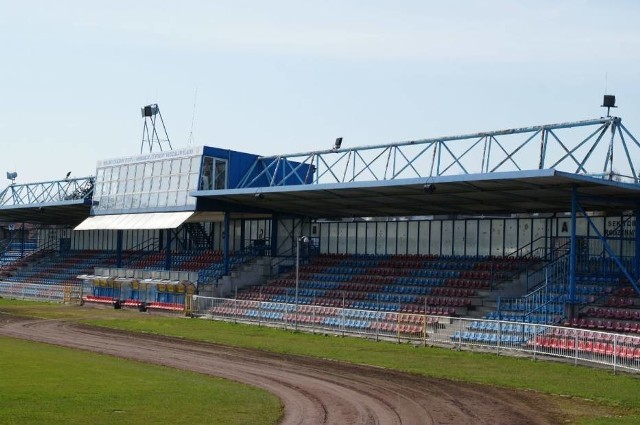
[635,209,640,280]
[116,230,123,268]
[223,212,230,275]
[568,185,577,319]
[164,229,172,271]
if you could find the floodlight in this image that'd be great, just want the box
[255,193,265,199]
[65,171,71,180]
[334,137,343,150]
[141,104,159,118]
[423,183,436,193]
[6,171,17,182]
[601,95,617,117]
[602,95,616,108]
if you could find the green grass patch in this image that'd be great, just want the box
[0,335,281,425]
[1,299,639,424]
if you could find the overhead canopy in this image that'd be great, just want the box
[193,169,640,218]
[0,200,91,225]
[74,212,194,230]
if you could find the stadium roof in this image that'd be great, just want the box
[194,169,640,218]
[0,200,91,225]
[0,177,94,225]
[1,169,639,226]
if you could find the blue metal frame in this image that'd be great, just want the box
[569,186,577,306]
[223,212,230,274]
[0,177,94,206]
[236,117,640,188]
[577,206,640,294]
[636,209,640,279]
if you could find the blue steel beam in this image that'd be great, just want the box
[0,177,94,207]
[236,117,640,188]
[578,203,640,297]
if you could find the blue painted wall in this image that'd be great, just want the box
[202,146,314,189]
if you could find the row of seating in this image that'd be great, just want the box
[468,321,543,334]
[83,295,117,305]
[543,326,640,345]
[582,307,640,321]
[485,311,562,324]
[565,318,640,334]
[546,283,613,296]
[5,250,120,285]
[208,305,435,334]
[450,331,527,345]
[532,337,640,360]
[146,301,184,312]
[604,297,636,308]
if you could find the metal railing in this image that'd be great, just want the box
[191,295,640,373]
[505,236,553,261]
[0,281,81,303]
[2,282,637,374]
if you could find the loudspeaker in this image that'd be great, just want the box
[602,95,616,108]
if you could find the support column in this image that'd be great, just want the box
[116,230,123,268]
[240,219,246,252]
[270,214,279,257]
[164,229,172,271]
[635,209,640,280]
[568,185,578,319]
[20,223,25,258]
[223,212,230,274]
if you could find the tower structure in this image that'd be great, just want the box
[140,104,172,153]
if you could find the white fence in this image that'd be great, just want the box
[192,295,640,373]
[2,283,637,374]
[0,281,81,303]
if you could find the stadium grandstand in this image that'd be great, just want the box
[2,103,640,370]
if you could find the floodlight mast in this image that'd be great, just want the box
[140,104,173,153]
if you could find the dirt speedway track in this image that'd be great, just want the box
[0,317,559,424]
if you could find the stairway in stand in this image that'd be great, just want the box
[184,223,212,250]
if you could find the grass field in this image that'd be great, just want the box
[0,335,282,425]
[1,299,639,424]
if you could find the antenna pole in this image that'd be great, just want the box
[188,87,198,145]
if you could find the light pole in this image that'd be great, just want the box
[295,235,309,330]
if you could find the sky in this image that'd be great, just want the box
[1,0,640,183]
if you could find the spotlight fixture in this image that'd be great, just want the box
[140,104,159,117]
[6,171,17,184]
[334,137,343,150]
[65,171,71,180]
[255,193,265,200]
[601,95,617,117]
[423,183,436,193]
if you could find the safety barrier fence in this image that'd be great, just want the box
[192,295,640,373]
[2,283,637,373]
[0,281,81,303]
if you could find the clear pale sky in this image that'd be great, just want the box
[1,1,639,183]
